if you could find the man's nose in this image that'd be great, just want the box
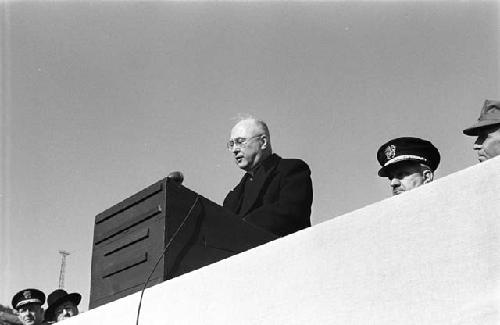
[390,178,401,187]
[473,136,483,150]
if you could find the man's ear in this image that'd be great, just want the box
[260,135,268,149]
[422,169,434,184]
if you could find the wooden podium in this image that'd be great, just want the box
[89,177,277,309]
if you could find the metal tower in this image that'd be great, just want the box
[58,250,70,289]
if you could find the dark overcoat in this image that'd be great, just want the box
[223,153,313,237]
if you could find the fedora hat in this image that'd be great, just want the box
[44,289,81,322]
[463,99,500,136]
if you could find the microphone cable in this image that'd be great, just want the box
[135,195,200,325]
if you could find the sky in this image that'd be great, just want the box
[1,0,499,311]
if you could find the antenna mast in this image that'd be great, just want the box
[58,250,70,289]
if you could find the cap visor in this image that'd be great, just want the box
[378,156,427,177]
[378,166,388,177]
[16,299,42,309]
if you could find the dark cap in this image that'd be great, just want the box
[12,288,45,310]
[45,289,81,322]
[463,99,500,136]
[377,137,440,177]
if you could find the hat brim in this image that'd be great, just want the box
[45,293,81,321]
[463,120,500,136]
[378,156,428,177]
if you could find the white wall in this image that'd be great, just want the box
[64,157,500,324]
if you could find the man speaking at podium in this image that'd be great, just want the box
[223,117,313,237]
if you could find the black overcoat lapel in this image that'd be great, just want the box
[238,154,281,217]
[224,174,248,213]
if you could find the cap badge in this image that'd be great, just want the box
[384,145,396,160]
[23,291,31,299]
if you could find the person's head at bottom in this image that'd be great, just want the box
[377,137,440,196]
[45,289,81,323]
[12,289,46,325]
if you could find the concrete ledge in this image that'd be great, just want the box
[65,157,500,324]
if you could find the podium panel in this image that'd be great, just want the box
[90,178,277,309]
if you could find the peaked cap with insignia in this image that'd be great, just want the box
[12,288,45,310]
[463,99,500,136]
[377,137,440,177]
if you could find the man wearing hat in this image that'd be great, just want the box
[377,137,441,196]
[44,289,81,323]
[11,288,48,325]
[463,99,500,162]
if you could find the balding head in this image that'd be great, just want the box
[228,118,272,171]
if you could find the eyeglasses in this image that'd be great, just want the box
[226,135,263,150]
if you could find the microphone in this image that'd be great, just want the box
[167,171,184,184]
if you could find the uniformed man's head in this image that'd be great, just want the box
[12,289,46,325]
[227,118,272,172]
[45,289,81,323]
[463,99,500,162]
[377,137,440,196]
